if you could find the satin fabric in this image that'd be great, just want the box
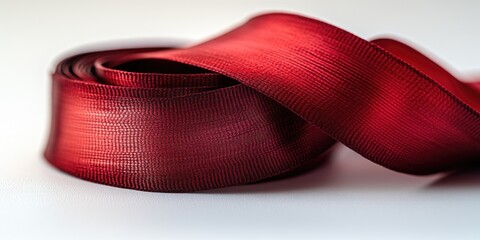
[45,13,480,192]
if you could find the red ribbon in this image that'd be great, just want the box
[45,13,480,192]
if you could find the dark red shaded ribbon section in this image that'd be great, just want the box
[45,13,480,192]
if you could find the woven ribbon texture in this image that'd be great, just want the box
[45,13,480,192]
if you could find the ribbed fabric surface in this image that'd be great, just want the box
[45,13,480,192]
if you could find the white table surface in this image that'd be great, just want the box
[1,0,479,239]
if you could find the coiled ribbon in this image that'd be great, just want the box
[45,13,480,192]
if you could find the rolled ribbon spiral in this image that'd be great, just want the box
[45,13,480,192]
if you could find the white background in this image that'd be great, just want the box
[0,0,479,239]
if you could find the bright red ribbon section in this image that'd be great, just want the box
[45,13,480,192]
